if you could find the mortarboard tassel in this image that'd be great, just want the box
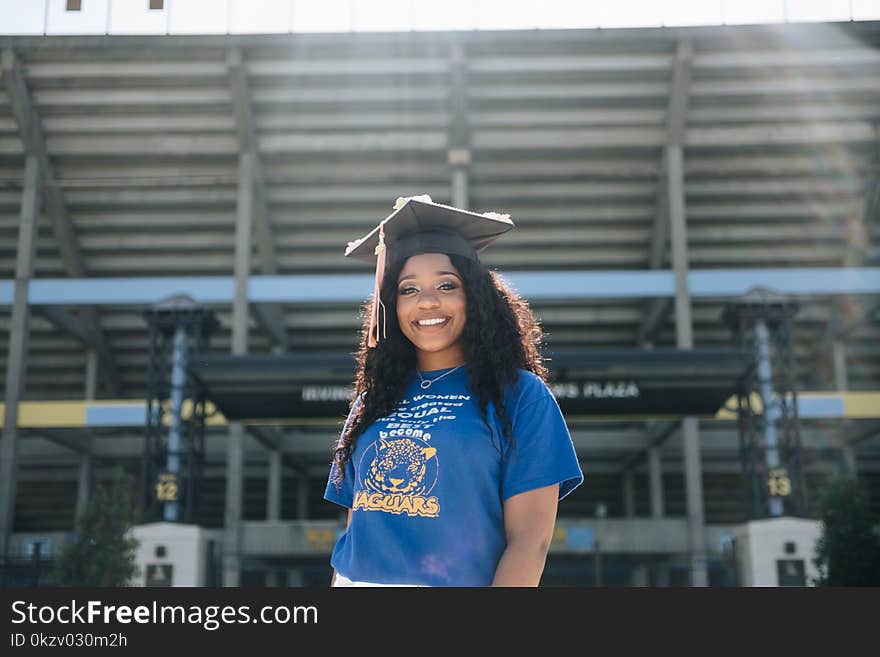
[368,222,387,348]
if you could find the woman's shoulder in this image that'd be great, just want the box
[507,369,554,405]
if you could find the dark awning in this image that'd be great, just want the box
[189,348,752,422]
[541,347,752,417]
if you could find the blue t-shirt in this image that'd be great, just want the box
[323,366,583,586]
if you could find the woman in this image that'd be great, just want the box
[324,195,583,586]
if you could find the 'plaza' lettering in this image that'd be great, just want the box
[551,382,640,399]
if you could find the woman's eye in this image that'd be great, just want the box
[398,281,457,295]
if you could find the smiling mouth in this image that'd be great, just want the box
[413,317,451,330]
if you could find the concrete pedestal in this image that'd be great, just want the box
[131,522,220,587]
[732,517,821,587]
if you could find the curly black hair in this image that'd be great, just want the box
[332,253,548,484]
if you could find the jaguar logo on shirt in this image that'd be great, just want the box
[353,434,440,518]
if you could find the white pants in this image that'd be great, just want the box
[333,573,428,587]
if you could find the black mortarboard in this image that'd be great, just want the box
[345,195,514,347]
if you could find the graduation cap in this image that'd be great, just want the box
[346,195,514,348]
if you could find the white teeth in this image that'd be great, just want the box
[417,317,447,326]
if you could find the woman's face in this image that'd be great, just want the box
[396,253,467,370]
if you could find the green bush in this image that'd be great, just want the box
[812,474,880,586]
[54,466,140,587]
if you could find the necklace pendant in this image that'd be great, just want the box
[420,380,432,389]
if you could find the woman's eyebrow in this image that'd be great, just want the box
[398,270,462,282]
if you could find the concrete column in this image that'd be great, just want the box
[682,417,707,586]
[267,449,281,521]
[0,155,41,558]
[222,423,244,587]
[451,166,468,209]
[448,42,470,210]
[297,474,310,520]
[832,336,857,473]
[649,446,665,518]
[75,456,92,522]
[667,145,692,349]
[623,471,636,518]
[832,336,848,391]
[631,563,649,587]
[223,152,254,587]
[265,449,283,587]
[654,560,672,587]
[667,143,708,587]
[75,349,98,522]
[84,348,97,401]
[286,568,303,586]
[231,154,253,351]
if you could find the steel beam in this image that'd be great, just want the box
[33,429,90,455]
[7,268,880,307]
[1,48,122,395]
[849,423,880,447]
[620,421,678,473]
[32,307,121,387]
[251,303,288,352]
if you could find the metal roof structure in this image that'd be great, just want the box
[0,23,878,393]
[187,347,753,420]
[1,21,879,583]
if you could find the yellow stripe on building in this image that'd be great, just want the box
[2,391,878,428]
[842,392,880,419]
[1,401,87,428]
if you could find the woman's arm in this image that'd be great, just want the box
[330,508,354,586]
[491,483,560,587]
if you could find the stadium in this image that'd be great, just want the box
[1,1,879,587]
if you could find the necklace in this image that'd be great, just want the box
[416,364,464,389]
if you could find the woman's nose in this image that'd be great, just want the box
[417,291,441,307]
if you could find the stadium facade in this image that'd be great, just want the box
[1,19,879,586]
